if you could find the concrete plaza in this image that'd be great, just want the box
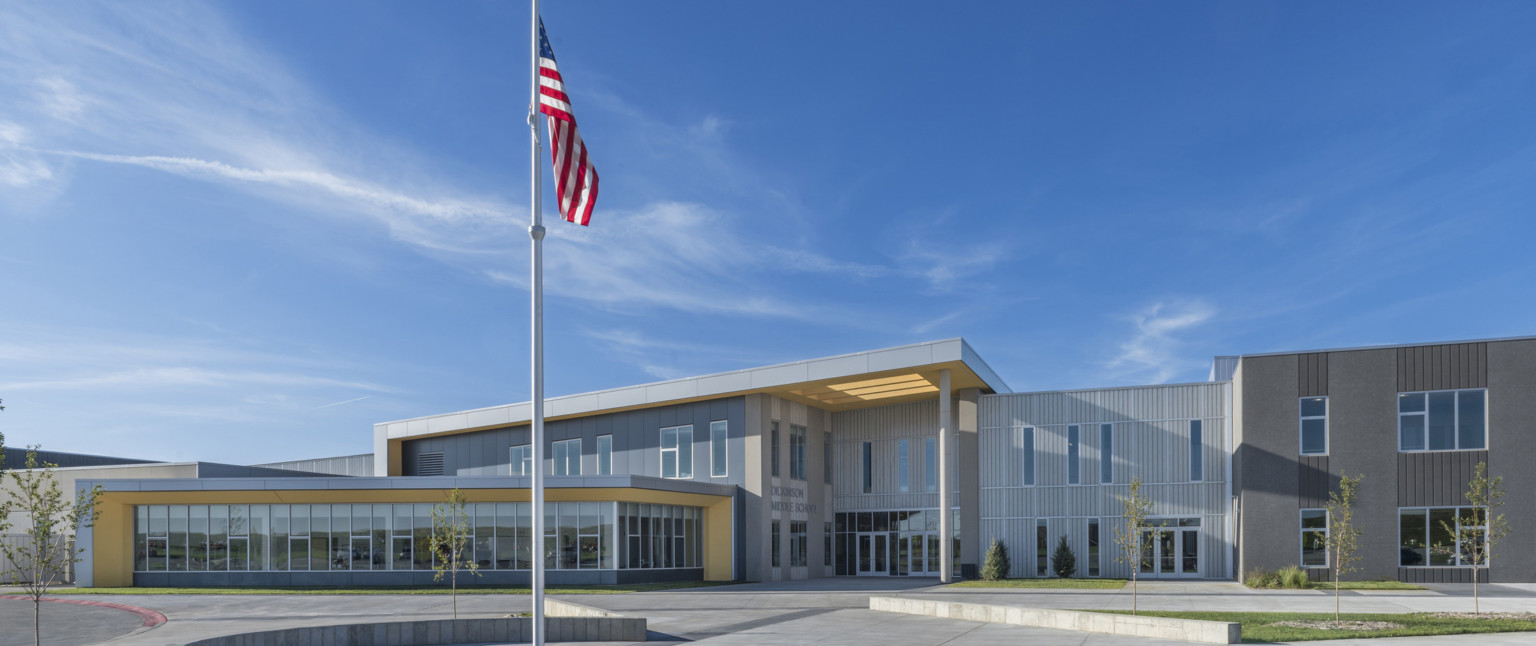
[6,579,1536,645]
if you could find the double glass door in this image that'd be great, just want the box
[855,531,941,576]
[1139,518,1200,578]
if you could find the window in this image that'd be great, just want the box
[509,445,533,476]
[898,439,910,492]
[861,442,873,493]
[924,436,937,492]
[1067,425,1080,484]
[790,521,807,567]
[1300,509,1328,568]
[1300,397,1328,455]
[1088,519,1100,577]
[771,421,781,477]
[1399,507,1487,567]
[1100,424,1113,484]
[1036,520,1048,576]
[790,424,807,480]
[551,439,581,476]
[660,425,694,479]
[824,521,832,566]
[1021,427,1035,486]
[771,520,781,567]
[597,435,613,475]
[824,432,833,484]
[1399,389,1486,451]
[710,421,728,478]
[1189,420,1204,482]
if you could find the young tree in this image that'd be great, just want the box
[1051,535,1077,579]
[0,446,104,646]
[1324,472,1363,621]
[428,488,480,618]
[1442,462,1508,614]
[980,537,1010,581]
[1114,479,1158,614]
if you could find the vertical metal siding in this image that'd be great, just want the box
[1298,353,1328,397]
[1398,343,1487,391]
[830,399,946,511]
[978,382,1231,579]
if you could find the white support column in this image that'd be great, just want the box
[937,368,953,583]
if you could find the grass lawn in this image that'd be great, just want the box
[44,581,739,595]
[1095,610,1536,642]
[948,579,1126,590]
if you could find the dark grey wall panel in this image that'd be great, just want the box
[1399,567,1486,584]
[1298,353,1328,397]
[1297,455,1331,509]
[1,450,157,469]
[1397,343,1487,392]
[402,396,747,487]
[1397,451,1488,507]
[1488,339,1536,582]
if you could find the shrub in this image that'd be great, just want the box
[981,538,1010,581]
[1051,535,1077,578]
[1245,566,1310,589]
[1279,565,1310,589]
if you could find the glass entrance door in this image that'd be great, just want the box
[856,533,889,575]
[1139,519,1200,578]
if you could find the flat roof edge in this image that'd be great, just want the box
[1238,333,1536,358]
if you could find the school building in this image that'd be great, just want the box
[67,334,1536,587]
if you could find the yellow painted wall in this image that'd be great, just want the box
[92,486,733,586]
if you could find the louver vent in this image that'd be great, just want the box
[417,451,445,476]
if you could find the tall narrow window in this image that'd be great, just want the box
[771,520,781,567]
[898,439,910,492]
[790,425,807,480]
[1036,520,1048,576]
[824,521,833,566]
[1100,424,1113,484]
[924,437,937,492]
[861,441,873,494]
[509,445,532,476]
[771,421,781,477]
[1088,519,1100,577]
[1300,397,1328,455]
[1067,425,1080,485]
[1300,509,1328,567]
[1021,427,1034,486]
[551,439,581,476]
[790,521,807,567]
[1189,420,1203,482]
[824,432,833,484]
[710,420,728,478]
[661,425,693,479]
[597,435,613,475]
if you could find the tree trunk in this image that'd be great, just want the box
[34,597,41,646]
[1474,572,1479,614]
[452,559,459,619]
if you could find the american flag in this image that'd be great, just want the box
[538,19,599,226]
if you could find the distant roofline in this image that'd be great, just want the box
[1238,333,1536,358]
[377,337,1009,428]
[987,380,1226,399]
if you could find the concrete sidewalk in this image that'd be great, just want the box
[20,579,1536,645]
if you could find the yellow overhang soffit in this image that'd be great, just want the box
[788,373,939,407]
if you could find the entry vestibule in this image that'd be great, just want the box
[834,510,958,577]
[1139,517,1201,578]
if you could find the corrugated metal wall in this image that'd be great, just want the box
[252,454,375,477]
[978,382,1231,579]
[1398,343,1487,391]
[830,399,951,511]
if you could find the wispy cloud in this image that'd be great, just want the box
[1106,299,1217,384]
[312,395,372,411]
[581,328,779,380]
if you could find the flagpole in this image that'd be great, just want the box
[528,0,546,644]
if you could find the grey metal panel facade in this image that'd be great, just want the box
[1397,343,1487,391]
[1397,451,1488,507]
[1,450,157,469]
[1237,339,1534,582]
[400,397,747,488]
[1297,456,1330,509]
[1298,353,1328,397]
[978,383,1231,579]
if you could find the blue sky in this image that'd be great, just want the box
[4,1,1536,463]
